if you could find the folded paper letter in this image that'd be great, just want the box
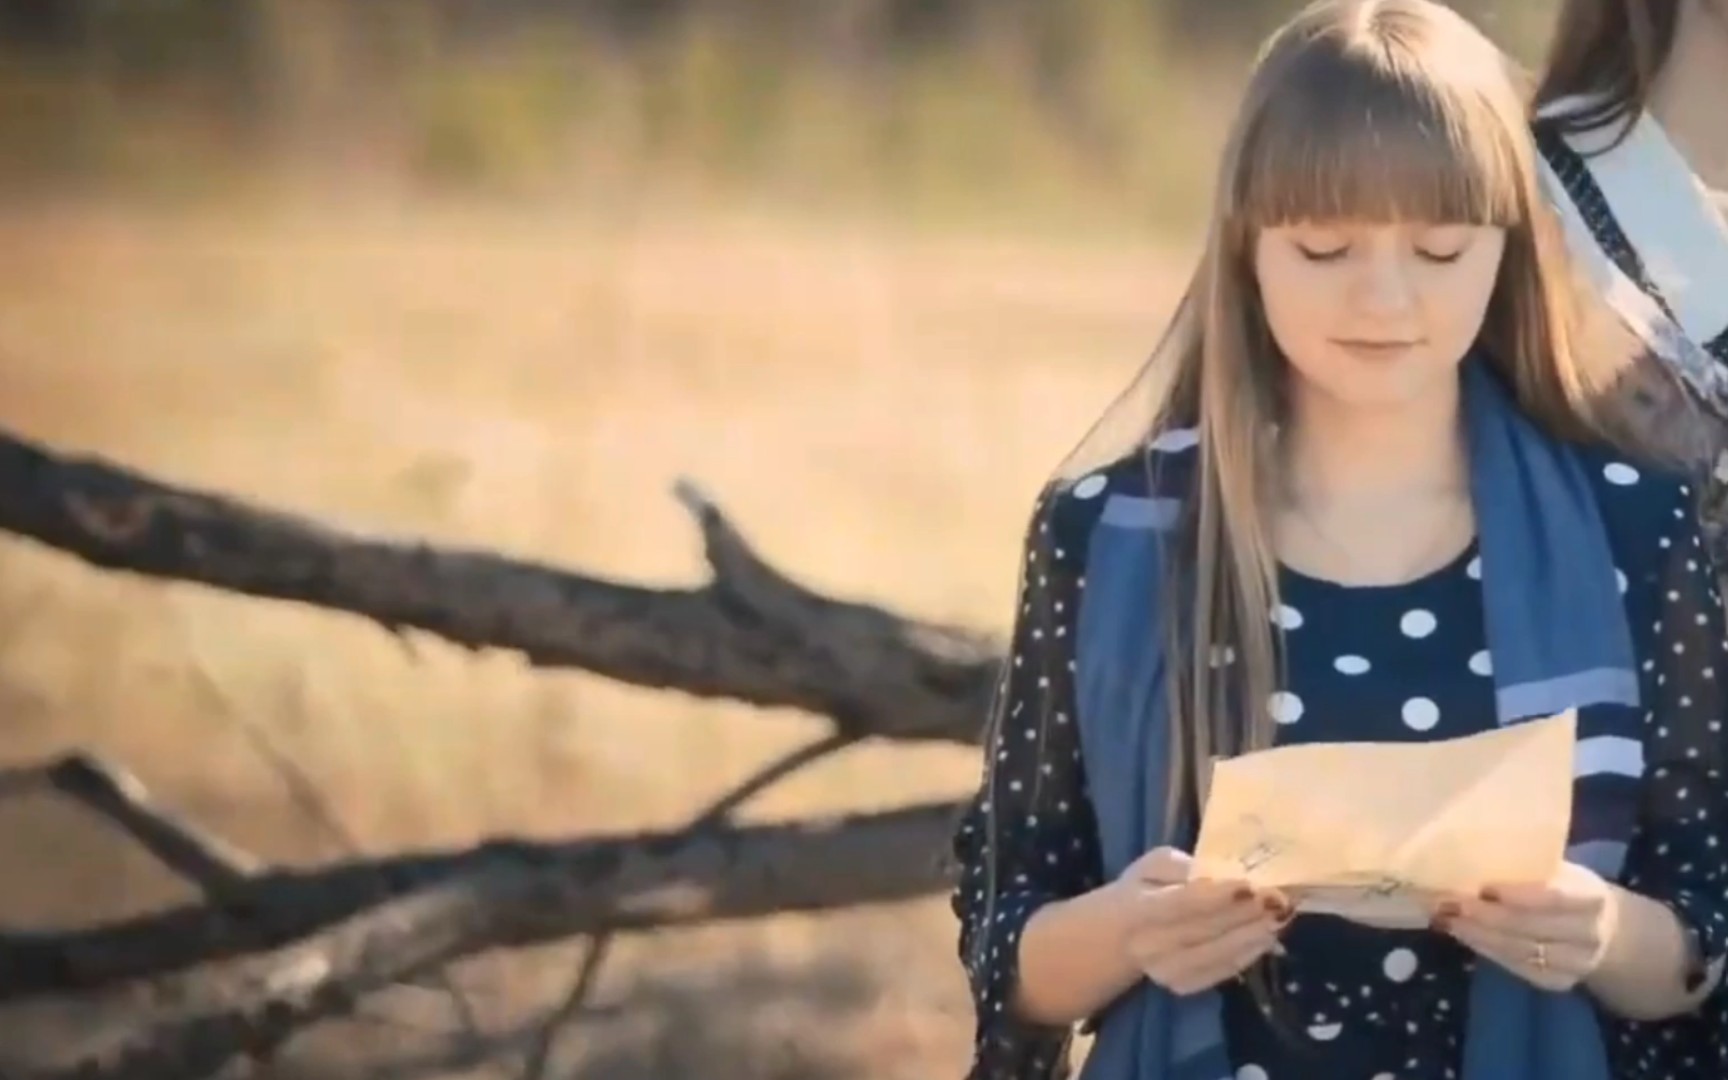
[1191,710,1576,929]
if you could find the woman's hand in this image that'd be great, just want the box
[1116,846,1290,996]
[1430,861,1620,992]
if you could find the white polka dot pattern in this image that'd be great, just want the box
[951,454,1728,1080]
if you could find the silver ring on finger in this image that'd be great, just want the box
[1531,940,1548,970]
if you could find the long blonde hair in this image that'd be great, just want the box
[966,1,1617,1007]
[959,5,1623,1040]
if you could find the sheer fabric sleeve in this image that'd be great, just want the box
[1622,482,1728,993]
[950,482,1106,1080]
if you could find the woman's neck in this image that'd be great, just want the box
[1649,1,1728,191]
[1273,385,1473,587]
[1280,388,1466,508]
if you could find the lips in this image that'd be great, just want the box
[1332,339,1421,358]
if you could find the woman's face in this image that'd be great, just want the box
[1252,220,1507,414]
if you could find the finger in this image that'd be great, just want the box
[1443,897,1601,946]
[1151,916,1284,995]
[1130,885,1266,955]
[1448,931,1592,993]
[1181,925,1286,994]
[1140,877,1292,926]
[1132,846,1194,885]
[1166,891,1287,948]
[1444,916,1596,979]
[1139,878,1263,921]
[1443,920,1557,987]
[1127,890,1283,974]
[1474,881,1603,914]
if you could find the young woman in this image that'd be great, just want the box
[1530,4,1728,1073]
[950,2,1728,1078]
[1531,1,1728,565]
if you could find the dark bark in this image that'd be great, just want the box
[0,757,961,1079]
[0,430,1002,746]
[0,427,997,1079]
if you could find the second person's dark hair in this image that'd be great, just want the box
[1531,0,1682,147]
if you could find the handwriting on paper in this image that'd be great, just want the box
[1189,711,1576,930]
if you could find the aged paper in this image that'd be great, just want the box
[1190,710,1575,929]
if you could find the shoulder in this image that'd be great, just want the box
[1576,442,1692,519]
[1527,100,1633,221]
[1030,429,1198,556]
[1573,442,1699,573]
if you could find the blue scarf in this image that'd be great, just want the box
[1071,358,1642,1080]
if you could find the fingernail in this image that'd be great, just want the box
[1233,886,1255,902]
[1262,895,1289,916]
[1429,901,1459,932]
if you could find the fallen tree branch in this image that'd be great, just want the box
[0,754,259,892]
[2,786,960,1078]
[0,754,961,1005]
[516,730,863,1079]
[0,429,995,1078]
[173,606,494,1058]
[0,430,1005,745]
[0,755,505,1071]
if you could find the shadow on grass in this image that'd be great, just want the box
[258,948,883,1080]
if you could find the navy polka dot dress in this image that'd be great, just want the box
[951,443,1728,1080]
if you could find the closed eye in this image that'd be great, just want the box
[1296,245,1349,262]
[1417,248,1466,264]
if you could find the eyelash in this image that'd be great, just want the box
[1295,246,1465,265]
[1296,246,1348,262]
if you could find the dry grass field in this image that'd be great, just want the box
[0,191,1190,1078]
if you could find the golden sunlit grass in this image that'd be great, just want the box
[0,4,1563,1069]
[0,192,1188,1077]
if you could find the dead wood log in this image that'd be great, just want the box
[0,428,1004,1079]
[0,765,959,1003]
[0,754,495,1069]
[0,431,1005,745]
[0,751,961,1079]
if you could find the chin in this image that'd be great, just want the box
[1302,368,1459,413]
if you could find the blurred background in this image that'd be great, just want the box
[0,2,1559,1077]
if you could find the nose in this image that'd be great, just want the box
[1351,247,1419,320]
